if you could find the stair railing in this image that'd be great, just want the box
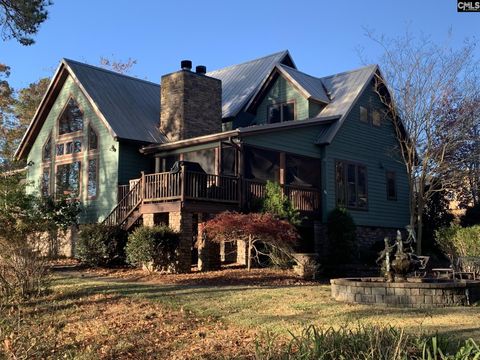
[103,177,143,227]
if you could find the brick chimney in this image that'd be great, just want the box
[160,60,222,141]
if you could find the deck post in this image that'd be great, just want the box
[279,152,286,198]
[141,171,145,203]
[180,165,185,202]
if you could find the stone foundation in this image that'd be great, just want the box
[39,226,78,258]
[197,214,220,271]
[167,211,192,273]
[331,278,480,307]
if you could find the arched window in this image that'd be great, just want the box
[59,98,83,135]
[88,125,98,150]
[43,134,52,161]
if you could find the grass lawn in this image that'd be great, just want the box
[1,267,480,359]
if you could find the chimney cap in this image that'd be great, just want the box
[196,65,207,75]
[181,60,192,71]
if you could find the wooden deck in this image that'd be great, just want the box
[105,170,321,228]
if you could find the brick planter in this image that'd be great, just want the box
[331,277,480,308]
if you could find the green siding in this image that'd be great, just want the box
[323,81,410,228]
[242,126,323,159]
[26,75,119,223]
[118,141,154,184]
[253,75,310,125]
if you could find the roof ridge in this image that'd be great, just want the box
[62,58,160,87]
[206,50,289,74]
[320,64,378,80]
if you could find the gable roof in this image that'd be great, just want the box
[276,64,330,104]
[245,63,378,144]
[206,50,294,118]
[316,64,378,144]
[64,59,166,144]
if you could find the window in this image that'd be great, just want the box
[336,161,368,209]
[56,161,81,197]
[65,139,82,154]
[88,126,98,150]
[286,154,321,187]
[41,167,50,196]
[43,135,52,161]
[372,109,381,127]
[221,144,237,176]
[56,143,64,156]
[267,102,295,123]
[386,171,397,200]
[360,106,368,123]
[87,159,98,198]
[244,146,280,182]
[59,98,83,135]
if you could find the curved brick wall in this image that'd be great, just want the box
[331,277,480,308]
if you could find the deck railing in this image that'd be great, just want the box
[244,179,321,213]
[106,170,321,227]
[104,180,142,227]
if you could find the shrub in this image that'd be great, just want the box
[204,211,298,271]
[126,225,179,272]
[435,225,480,258]
[327,208,357,263]
[76,224,128,266]
[255,324,479,360]
[461,203,480,227]
[262,181,301,226]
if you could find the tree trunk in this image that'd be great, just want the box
[416,197,424,255]
[247,236,252,271]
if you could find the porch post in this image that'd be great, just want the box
[279,152,286,196]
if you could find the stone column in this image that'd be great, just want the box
[197,214,220,271]
[169,211,192,273]
[314,221,328,263]
[143,213,155,227]
[236,240,248,266]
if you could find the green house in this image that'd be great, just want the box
[16,51,409,271]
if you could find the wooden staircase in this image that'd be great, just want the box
[103,180,143,230]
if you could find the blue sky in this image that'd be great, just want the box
[1,0,479,89]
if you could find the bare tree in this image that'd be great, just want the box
[99,56,137,75]
[366,29,478,254]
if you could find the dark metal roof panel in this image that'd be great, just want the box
[206,50,292,118]
[64,59,166,144]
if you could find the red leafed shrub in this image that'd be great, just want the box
[204,211,298,270]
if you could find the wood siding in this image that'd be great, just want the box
[252,75,310,125]
[118,141,154,185]
[323,81,410,228]
[26,75,119,223]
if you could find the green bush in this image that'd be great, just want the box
[125,225,179,272]
[435,225,480,258]
[262,180,301,226]
[76,224,128,266]
[255,324,480,360]
[327,208,357,263]
[461,203,480,227]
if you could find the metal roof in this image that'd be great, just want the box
[316,64,378,144]
[64,59,167,144]
[277,64,330,104]
[206,50,293,118]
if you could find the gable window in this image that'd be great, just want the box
[65,139,82,154]
[372,109,381,127]
[59,98,83,135]
[56,161,81,197]
[267,102,295,124]
[386,171,397,200]
[88,126,98,150]
[336,160,368,209]
[87,159,98,198]
[56,143,64,156]
[43,135,52,161]
[41,167,50,196]
[360,106,368,123]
